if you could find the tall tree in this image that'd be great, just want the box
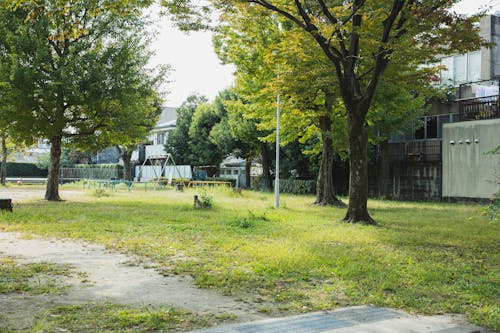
[188,94,230,167]
[0,1,158,200]
[164,0,485,223]
[165,94,208,165]
[223,98,274,190]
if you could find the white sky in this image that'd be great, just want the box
[148,0,500,108]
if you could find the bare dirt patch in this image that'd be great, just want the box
[0,232,266,330]
[0,186,83,203]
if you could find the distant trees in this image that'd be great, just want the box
[0,1,164,199]
[165,95,208,165]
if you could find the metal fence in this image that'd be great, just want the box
[388,140,442,162]
[60,167,123,180]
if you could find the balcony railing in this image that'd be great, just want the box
[457,95,499,121]
[388,140,442,162]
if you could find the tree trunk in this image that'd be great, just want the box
[45,136,62,201]
[260,142,273,191]
[343,112,375,224]
[1,136,7,186]
[315,116,345,206]
[121,150,133,181]
[245,158,251,189]
[377,141,390,199]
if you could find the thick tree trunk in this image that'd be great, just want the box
[245,158,251,189]
[1,136,7,186]
[377,141,390,199]
[315,116,345,207]
[260,142,273,191]
[121,150,133,181]
[343,113,375,224]
[45,136,62,201]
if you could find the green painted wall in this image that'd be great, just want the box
[442,119,500,199]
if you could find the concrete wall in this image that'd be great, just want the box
[374,162,442,200]
[442,119,500,199]
[479,14,500,79]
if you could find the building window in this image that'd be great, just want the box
[438,51,482,86]
[440,56,454,85]
[157,133,166,145]
[413,114,458,140]
[468,51,481,82]
[453,54,467,84]
[233,170,239,175]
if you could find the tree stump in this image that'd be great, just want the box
[0,199,12,212]
[193,195,201,209]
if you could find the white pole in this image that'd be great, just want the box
[274,68,280,209]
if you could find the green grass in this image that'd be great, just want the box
[0,257,73,294]
[29,304,226,333]
[0,303,229,333]
[1,187,499,330]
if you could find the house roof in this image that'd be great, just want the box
[220,156,246,167]
[154,107,178,131]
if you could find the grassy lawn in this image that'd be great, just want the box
[1,186,498,330]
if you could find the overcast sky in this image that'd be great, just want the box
[148,0,500,108]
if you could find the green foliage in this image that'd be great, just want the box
[486,194,499,222]
[165,94,208,165]
[1,190,498,329]
[163,0,487,222]
[210,177,237,187]
[232,211,268,229]
[198,190,213,208]
[188,103,225,166]
[73,164,123,170]
[485,145,500,221]
[279,179,316,195]
[0,1,164,198]
[6,162,47,177]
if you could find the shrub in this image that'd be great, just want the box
[198,191,213,208]
[210,177,237,187]
[5,162,48,177]
[73,164,123,169]
[486,193,499,221]
[279,179,316,195]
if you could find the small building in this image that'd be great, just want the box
[219,156,262,188]
[378,14,500,201]
[131,107,191,181]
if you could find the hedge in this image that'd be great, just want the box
[5,162,48,177]
[73,164,123,170]
[210,177,237,187]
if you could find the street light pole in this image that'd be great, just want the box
[274,67,280,209]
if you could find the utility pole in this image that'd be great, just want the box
[274,67,280,209]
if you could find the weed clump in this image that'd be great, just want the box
[92,189,110,198]
[234,211,268,229]
[194,190,213,209]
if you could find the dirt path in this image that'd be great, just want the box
[0,232,267,328]
[0,187,83,202]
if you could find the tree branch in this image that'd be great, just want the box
[250,0,306,29]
